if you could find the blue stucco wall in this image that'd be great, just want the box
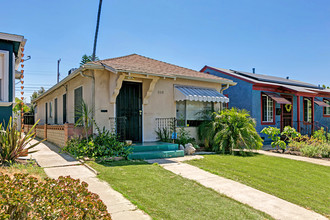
[315,96,330,128]
[203,68,253,113]
[0,40,15,124]
[0,106,12,125]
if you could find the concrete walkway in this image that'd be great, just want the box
[255,150,330,167]
[30,140,151,220]
[147,156,327,220]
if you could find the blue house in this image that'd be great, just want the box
[0,32,26,125]
[201,66,330,142]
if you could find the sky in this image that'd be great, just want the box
[1,0,330,102]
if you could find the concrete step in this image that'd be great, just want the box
[128,150,184,160]
[127,142,179,152]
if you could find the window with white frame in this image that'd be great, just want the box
[324,99,330,116]
[0,51,9,102]
[303,97,312,122]
[176,101,213,127]
[262,94,274,122]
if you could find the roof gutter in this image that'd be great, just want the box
[220,84,230,93]
[32,63,104,103]
[118,69,236,85]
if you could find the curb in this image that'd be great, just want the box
[78,159,100,175]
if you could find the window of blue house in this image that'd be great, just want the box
[324,99,330,116]
[303,97,312,122]
[261,94,274,123]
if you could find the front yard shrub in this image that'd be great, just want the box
[213,108,263,154]
[175,127,195,146]
[300,145,322,158]
[0,117,43,165]
[289,136,330,158]
[261,126,300,152]
[155,127,172,142]
[62,127,131,160]
[312,127,328,142]
[0,173,111,219]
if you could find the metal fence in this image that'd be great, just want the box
[275,120,329,138]
[23,114,35,125]
[109,116,127,141]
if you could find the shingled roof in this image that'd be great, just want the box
[95,54,234,83]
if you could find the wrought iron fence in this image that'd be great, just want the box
[275,120,329,138]
[109,116,126,141]
[23,114,35,125]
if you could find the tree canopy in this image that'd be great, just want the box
[80,54,99,66]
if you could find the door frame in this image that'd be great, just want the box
[280,94,293,130]
[116,81,143,142]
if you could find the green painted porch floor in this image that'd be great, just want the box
[127,142,184,160]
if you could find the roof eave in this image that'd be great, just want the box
[175,75,236,85]
[32,63,105,103]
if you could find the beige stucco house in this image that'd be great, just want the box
[33,54,236,142]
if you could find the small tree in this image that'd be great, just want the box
[80,54,99,66]
[261,126,300,152]
[12,98,30,114]
[75,100,94,141]
[30,87,45,114]
[213,108,263,154]
[261,127,286,151]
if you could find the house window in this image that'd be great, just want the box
[0,51,9,102]
[261,94,274,123]
[49,102,52,118]
[45,102,48,124]
[176,101,213,127]
[303,97,312,122]
[54,98,58,124]
[324,99,330,116]
[63,94,67,123]
[74,87,83,124]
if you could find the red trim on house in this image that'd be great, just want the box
[312,97,315,130]
[323,98,330,117]
[302,97,314,126]
[224,94,229,108]
[297,95,300,132]
[260,93,276,125]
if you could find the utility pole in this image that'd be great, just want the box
[92,0,103,61]
[57,58,61,83]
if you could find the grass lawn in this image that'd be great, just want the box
[89,161,272,220]
[0,161,47,180]
[186,154,330,217]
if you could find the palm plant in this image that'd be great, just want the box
[213,108,263,154]
[75,100,94,141]
[0,117,43,164]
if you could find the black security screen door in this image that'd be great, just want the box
[116,81,142,142]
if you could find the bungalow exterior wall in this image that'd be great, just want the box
[35,69,224,142]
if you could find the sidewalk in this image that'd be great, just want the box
[147,156,327,220]
[255,150,330,167]
[30,140,151,220]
